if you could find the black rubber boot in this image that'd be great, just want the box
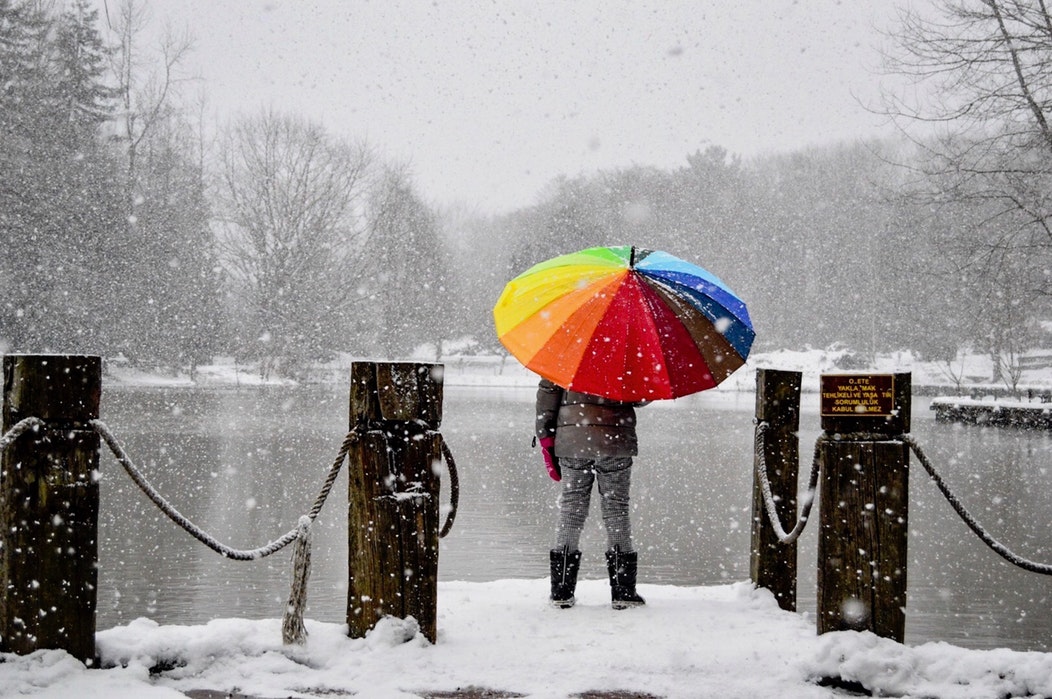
[549,546,582,608]
[606,546,646,610]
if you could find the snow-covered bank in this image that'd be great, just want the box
[101,349,1052,397]
[4,579,1052,699]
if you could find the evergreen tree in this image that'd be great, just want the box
[368,165,453,357]
[50,0,115,147]
[0,0,51,142]
[0,0,52,348]
[0,0,122,353]
[119,114,222,370]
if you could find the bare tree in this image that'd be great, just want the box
[881,0,1052,374]
[216,110,375,377]
[106,0,194,192]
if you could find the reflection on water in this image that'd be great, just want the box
[96,384,1052,652]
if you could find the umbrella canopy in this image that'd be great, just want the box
[493,245,754,402]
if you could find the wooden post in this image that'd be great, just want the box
[346,361,443,643]
[750,368,801,612]
[1,354,101,663]
[816,372,910,642]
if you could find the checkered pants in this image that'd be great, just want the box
[555,456,634,553]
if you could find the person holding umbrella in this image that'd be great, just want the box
[536,377,647,609]
[494,245,755,608]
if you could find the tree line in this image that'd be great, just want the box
[450,0,1052,389]
[2,0,1050,387]
[0,0,453,378]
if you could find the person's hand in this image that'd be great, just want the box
[539,436,560,481]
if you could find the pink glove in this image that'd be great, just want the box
[539,436,561,481]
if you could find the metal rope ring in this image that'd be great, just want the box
[439,435,459,538]
[351,419,459,538]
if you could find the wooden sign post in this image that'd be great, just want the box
[816,372,910,642]
[346,361,444,643]
[1,354,101,663]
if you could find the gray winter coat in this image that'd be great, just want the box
[534,378,643,459]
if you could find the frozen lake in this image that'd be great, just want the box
[95,383,1052,652]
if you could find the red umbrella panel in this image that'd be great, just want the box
[493,245,754,402]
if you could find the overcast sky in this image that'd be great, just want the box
[102,1,907,213]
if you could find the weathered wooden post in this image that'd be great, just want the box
[817,372,910,641]
[1,354,101,664]
[346,361,443,643]
[750,368,802,612]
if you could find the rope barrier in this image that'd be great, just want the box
[92,417,458,643]
[89,418,459,553]
[91,418,351,561]
[901,434,1052,576]
[753,421,820,544]
[2,407,461,646]
[90,419,359,645]
[755,422,1052,575]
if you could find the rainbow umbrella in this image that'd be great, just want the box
[493,245,754,402]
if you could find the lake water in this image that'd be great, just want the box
[94,383,1052,652]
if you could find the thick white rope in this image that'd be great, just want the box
[902,434,1052,575]
[91,419,355,645]
[3,415,458,645]
[755,421,1052,575]
[282,515,312,644]
[752,421,820,544]
[90,418,351,560]
[0,416,44,451]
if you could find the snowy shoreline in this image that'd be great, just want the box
[103,348,1052,396]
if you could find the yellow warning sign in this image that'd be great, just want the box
[820,374,895,417]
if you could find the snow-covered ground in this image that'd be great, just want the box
[4,579,1052,699]
[5,348,1052,698]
